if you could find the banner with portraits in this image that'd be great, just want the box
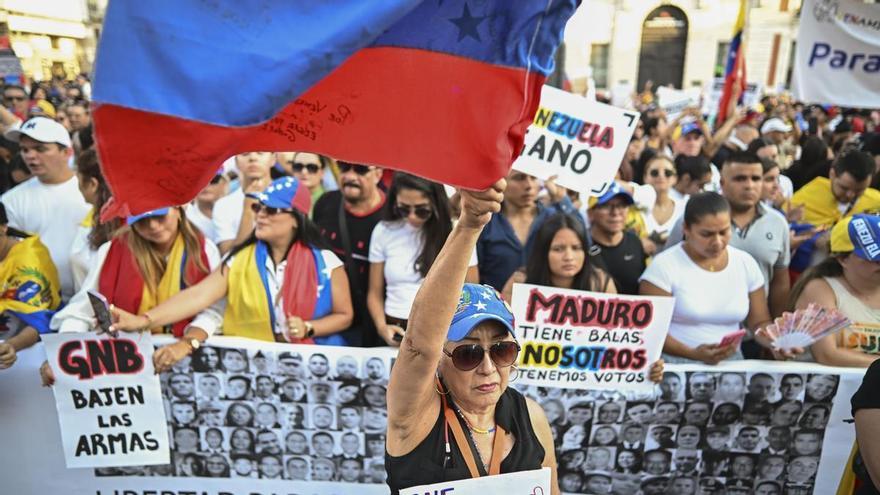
[2,338,865,495]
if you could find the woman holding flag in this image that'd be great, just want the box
[44,205,219,381]
[104,177,353,372]
[0,203,62,369]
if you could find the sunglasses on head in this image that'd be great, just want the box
[292,163,322,174]
[250,203,294,216]
[443,341,520,371]
[338,162,373,175]
[649,169,676,178]
[394,203,433,220]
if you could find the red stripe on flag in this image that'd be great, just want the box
[94,47,544,217]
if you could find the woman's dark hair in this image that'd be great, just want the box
[787,257,844,310]
[76,149,120,250]
[785,136,830,190]
[383,172,452,278]
[632,147,659,185]
[644,117,665,138]
[525,213,604,291]
[225,206,329,266]
[746,137,773,156]
[0,202,29,239]
[683,192,730,226]
[74,124,94,151]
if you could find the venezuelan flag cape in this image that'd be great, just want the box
[224,242,340,345]
[98,233,211,337]
[0,236,61,333]
[716,0,747,124]
[92,0,578,217]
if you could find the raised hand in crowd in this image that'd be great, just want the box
[542,175,568,204]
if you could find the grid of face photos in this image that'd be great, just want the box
[516,371,839,495]
[94,345,392,484]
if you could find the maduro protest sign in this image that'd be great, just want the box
[513,85,640,197]
[511,283,673,392]
[794,0,880,108]
[42,332,170,468]
[0,339,866,495]
[402,467,551,495]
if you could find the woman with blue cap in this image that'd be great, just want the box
[385,179,559,492]
[44,205,219,382]
[104,177,353,372]
[790,213,880,367]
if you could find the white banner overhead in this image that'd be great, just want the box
[794,0,880,108]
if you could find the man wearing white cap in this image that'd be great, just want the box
[1,117,90,299]
[760,117,792,146]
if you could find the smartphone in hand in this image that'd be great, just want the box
[719,329,747,348]
[87,290,114,334]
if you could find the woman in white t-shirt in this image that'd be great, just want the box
[367,173,477,346]
[640,192,787,364]
[640,155,685,253]
[70,149,121,291]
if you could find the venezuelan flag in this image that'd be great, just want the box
[0,236,61,333]
[92,0,577,217]
[716,0,747,124]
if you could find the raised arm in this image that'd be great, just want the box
[387,180,505,442]
[109,269,230,332]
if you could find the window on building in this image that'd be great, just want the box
[590,43,609,89]
[714,42,730,78]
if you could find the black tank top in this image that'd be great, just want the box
[385,387,545,493]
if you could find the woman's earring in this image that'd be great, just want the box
[509,365,520,383]
[434,370,449,395]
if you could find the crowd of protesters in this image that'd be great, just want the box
[0,76,879,491]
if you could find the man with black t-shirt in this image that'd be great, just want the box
[312,161,385,347]
[587,183,647,295]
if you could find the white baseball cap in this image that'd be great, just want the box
[760,117,792,134]
[5,117,72,148]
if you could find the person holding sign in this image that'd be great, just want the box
[104,177,354,371]
[639,192,795,364]
[0,203,61,369]
[385,179,560,493]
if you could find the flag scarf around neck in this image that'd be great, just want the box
[98,233,211,337]
[716,0,747,124]
[91,0,578,217]
[0,236,61,333]
[223,241,337,345]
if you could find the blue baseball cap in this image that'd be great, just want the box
[832,214,880,261]
[680,121,703,136]
[447,284,516,342]
[246,176,311,213]
[127,207,171,225]
[588,181,634,209]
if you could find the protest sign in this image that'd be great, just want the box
[42,332,170,468]
[511,283,674,392]
[4,338,862,495]
[656,86,702,121]
[702,78,762,117]
[513,85,640,197]
[402,468,551,495]
[793,0,880,108]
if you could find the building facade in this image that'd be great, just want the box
[0,0,105,81]
[563,0,804,97]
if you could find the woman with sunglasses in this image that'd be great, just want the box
[386,180,560,493]
[640,155,685,252]
[279,152,333,214]
[105,177,354,370]
[367,173,478,346]
[45,206,218,383]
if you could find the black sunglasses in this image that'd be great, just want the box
[339,162,373,175]
[394,204,433,220]
[649,169,676,178]
[3,95,25,102]
[443,341,520,371]
[250,203,293,216]
[292,163,322,174]
[209,175,225,185]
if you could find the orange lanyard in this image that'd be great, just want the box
[438,379,506,478]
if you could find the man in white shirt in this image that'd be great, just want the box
[212,152,274,254]
[185,168,228,243]
[2,117,90,299]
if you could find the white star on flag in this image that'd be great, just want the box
[481,289,493,300]
[322,266,334,279]
[474,301,487,311]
